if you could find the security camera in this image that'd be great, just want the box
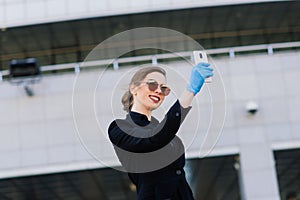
[246,101,259,115]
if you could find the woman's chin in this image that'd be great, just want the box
[149,104,161,111]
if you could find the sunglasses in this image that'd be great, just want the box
[140,80,171,96]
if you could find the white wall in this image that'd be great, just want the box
[0,51,300,179]
[0,0,278,28]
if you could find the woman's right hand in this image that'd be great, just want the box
[187,62,213,95]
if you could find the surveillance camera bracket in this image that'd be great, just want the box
[8,76,42,97]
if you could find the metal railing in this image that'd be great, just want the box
[1,41,300,79]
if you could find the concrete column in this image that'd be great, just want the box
[238,127,280,200]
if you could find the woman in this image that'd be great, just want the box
[108,62,213,200]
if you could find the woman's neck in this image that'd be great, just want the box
[131,105,151,121]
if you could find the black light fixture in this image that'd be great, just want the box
[9,58,40,78]
[9,58,41,97]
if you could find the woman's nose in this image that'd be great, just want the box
[154,86,162,94]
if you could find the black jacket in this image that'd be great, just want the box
[108,100,194,200]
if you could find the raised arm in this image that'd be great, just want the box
[108,100,191,153]
[179,62,213,108]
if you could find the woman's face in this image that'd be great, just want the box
[132,72,168,112]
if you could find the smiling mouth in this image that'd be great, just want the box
[149,95,161,103]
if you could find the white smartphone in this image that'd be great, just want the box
[193,51,212,83]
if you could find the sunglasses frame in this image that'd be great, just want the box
[139,79,171,96]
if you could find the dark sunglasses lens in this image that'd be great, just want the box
[147,82,158,91]
[161,86,170,96]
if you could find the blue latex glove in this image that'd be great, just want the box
[187,62,213,95]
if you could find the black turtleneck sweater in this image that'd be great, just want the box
[108,100,194,200]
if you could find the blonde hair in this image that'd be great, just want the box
[121,66,166,112]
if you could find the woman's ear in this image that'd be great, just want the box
[130,84,137,96]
